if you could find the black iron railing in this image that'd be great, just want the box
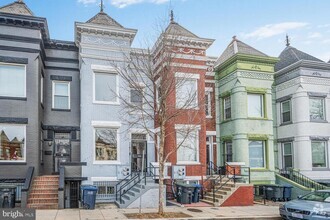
[279,168,326,190]
[207,161,221,175]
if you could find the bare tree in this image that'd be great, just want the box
[109,21,206,215]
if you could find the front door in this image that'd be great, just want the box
[54,133,71,173]
[206,136,213,174]
[131,134,147,173]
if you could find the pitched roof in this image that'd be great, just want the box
[0,0,34,16]
[275,46,324,71]
[215,36,268,66]
[165,21,199,38]
[86,12,123,28]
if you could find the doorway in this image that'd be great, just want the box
[223,141,233,165]
[131,134,147,173]
[54,133,71,173]
[206,136,214,173]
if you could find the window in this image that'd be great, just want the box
[52,81,70,109]
[224,141,233,163]
[176,79,198,109]
[249,141,265,168]
[248,94,264,118]
[97,186,114,195]
[310,98,325,121]
[0,124,26,162]
[94,72,118,104]
[130,88,143,107]
[177,130,198,163]
[282,142,293,169]
[40,75,44,104]
[95,128,118,161]
[312,141,327,168]
[0,63,26,98]
[281,100,291,123]
[223,96,231,120]
[205,92,211,117]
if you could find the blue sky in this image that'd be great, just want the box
[2,0,330,61]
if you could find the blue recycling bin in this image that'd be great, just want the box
[283,185,293,201]
[81,185,98,209]
[192,184,202,203]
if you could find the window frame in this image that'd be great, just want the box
[311,141,327,169]
[0,124,26,163]
[176,126,200,165]
[0,62,26,98]
[247,93,265,118]
[129,85,145,109]
[248,140,266,169]
[92,121,121,165]
[175,73,199,109]
[93,71,119,105]
[282,142,293,169]
[224,141,233,163]
[52,81,70,110]
[309,97,326,121]
[205,90,212,118]
[223,96,231,120]
[281,100,292,124]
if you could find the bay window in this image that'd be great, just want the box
[223,96,231,120]
[176,77,198,109]
[248,93,264,118]
[94,72,118,104]
[0,63,26,98]
[249,140,265,168]
[177,129,199,163]
[282,142,293,169]
[310,98,325,121]
[312,141,327,168]
[205,92,211,117]
[281,100,291,123]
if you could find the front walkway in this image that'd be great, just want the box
[36,204,281,220]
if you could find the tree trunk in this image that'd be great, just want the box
[158,123,166,216]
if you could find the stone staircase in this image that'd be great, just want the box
[115,178,159,209]
[27,175,59,209]
[201,177,238,206]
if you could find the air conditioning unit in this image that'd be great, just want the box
[117,166,131,179]
[172,165,186,180]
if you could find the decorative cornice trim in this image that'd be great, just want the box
[0,55,28,64]
[0,117,28,124]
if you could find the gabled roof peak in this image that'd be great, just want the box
[86,11,123,28]
[0,0,34,16]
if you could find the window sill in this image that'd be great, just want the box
[206,116,213,119]
[310,119,328,123]
[248,117,269,120]
[176,162,200,165]
[280,121,292,126]
[0,96,27,101]
[312,167,329,171]
[93,101,120,106]
[93,161,121,165]
[52,108,71,112]
[0,162,27,165]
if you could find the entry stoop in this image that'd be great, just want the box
[27,175,59,209]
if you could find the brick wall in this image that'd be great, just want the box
[221,186,254,206]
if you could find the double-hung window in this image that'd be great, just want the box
[312,141,327,168]
[94,72,118,104]
[130,88,143,107]
[0,63,26,98]
[223,96,231,120]
[205,91,211,117]
[248,93,264,118]
[177,129,199,163]
[176,74,198,109]
[249,140,265,168]
[281,100,291,123]
[282,142,293,169]
[309,98,325,121]
[52,81,70,110]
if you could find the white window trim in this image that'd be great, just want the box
[129,85,146,112]
[247,93,264,118]
[205,89,212,118]
[175,72,199,110]
[176,126,200,165]
[0,124,26,163]
[281,100,291,123]
[92,121,121,165]
[249,140,266,169]
[223,96,231,120]
[0,62,26,98]
[311,141,328,168]
[52,81,70,110]
[93,70,120,106]
[40,74,44,104]
[309,97,326,121]
[282,142,293,169]
[175,72,200,79]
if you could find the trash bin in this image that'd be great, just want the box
[273,185,284,202]
[192,184,202,203]
[176,183,193,204]
[0,186,16,208]
[283,185,293,201]
[265,187,274,200]
[81,185,97,209]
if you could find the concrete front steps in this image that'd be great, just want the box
[201,178,239,206]
[115,179,159,209]
[27,175,59,209]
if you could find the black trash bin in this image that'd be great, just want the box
[176,183,193,204]
[81,185,97,209]
[283,185,293,201]
[192,184,202,203]
[273,185,284,202]
[265,187,274,200]
[0,186,16,208]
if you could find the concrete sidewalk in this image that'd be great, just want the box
[36,204,281,220]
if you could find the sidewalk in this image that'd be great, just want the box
[36,204,281,220]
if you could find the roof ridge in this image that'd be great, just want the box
[0,0,34,16]
[86,11,123,28]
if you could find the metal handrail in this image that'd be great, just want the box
[208,161,221,175]
[212,166,236,203]
[279,168,327,190]
[115,172,136,200]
